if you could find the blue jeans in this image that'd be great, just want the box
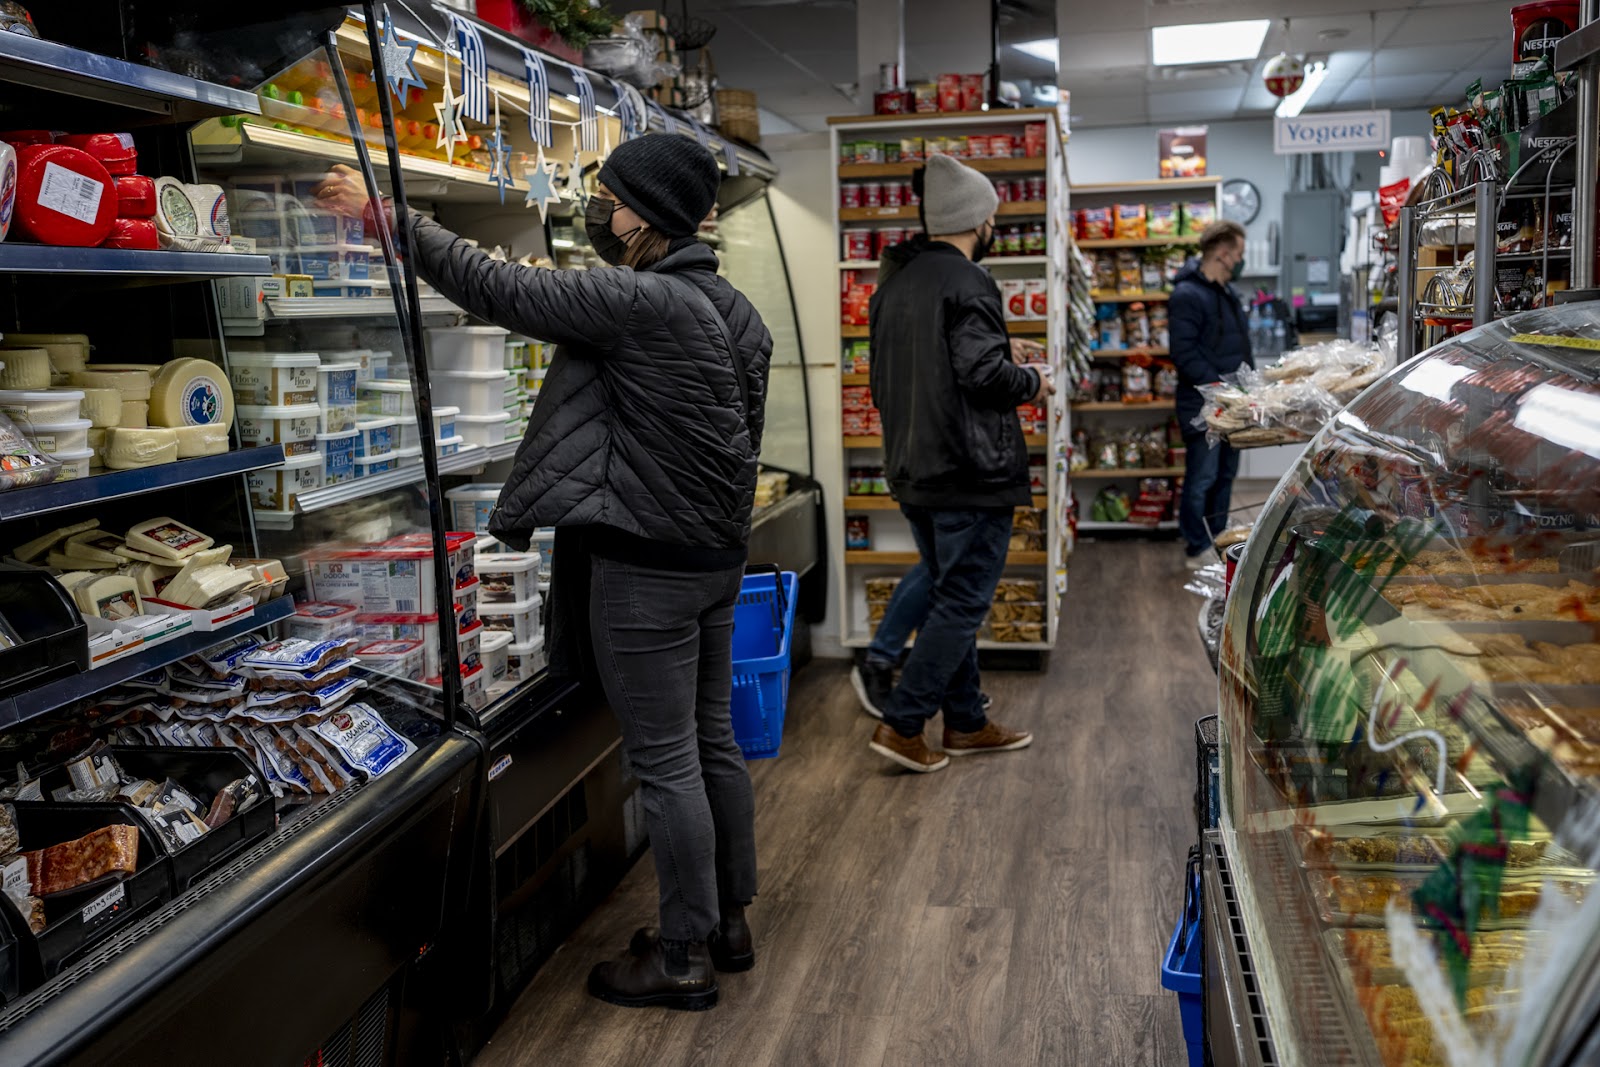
[867,562,930,668]
[1180,433,1240,555]
[883,505,1013,738]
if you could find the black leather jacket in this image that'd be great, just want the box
[868,238,1040,509]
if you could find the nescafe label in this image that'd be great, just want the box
[1519,18,1569,61]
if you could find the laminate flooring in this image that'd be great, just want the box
[476,539,1217,1067]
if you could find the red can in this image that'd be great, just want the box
[843,229,873,261]
[884,182,904,207]
[840,183,862,209]
[1010,179,1030,202]
[861,181,884,207]
[1024,121,1047,157]
[990,133,1016,158]
[937,74,964,112]
[873,89,911,115]
[993,179,1012,203]
[1224,542,1247,595]
[1027,176,1047,202]
[961,73,985,112]
[904,182,920,206]
[967,135,991,159]
[875,228,906,257]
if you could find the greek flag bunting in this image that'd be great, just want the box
[448,14,488,124]
[524,50,552,148]
[572,67,598,153]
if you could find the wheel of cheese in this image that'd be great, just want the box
[69,368,151,401]
[102,217,157,250]
[57,134,136,177]
[114,175,156,219]
[0,131,56,148]
[3,333,89,374]
[13,145,116,247]
[76,387,121,427]
[0,141,16,242]
[0,347,49,389]
[120,400,148,427]
[103,426,177,469]
[150,357,234,427]
[172,422,229,457]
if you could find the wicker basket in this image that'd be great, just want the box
[717,88,760,146]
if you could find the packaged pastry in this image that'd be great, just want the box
[1123,305,1150,347]
[0,409,56,490]
[994,578,1044,601]
[1122,362,1153,404]
[1113,203,1147,240]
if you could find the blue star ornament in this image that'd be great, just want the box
[523,143,561,221]
[377,6,425,106]
[488,128,515,203]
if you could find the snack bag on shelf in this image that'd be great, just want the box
[1148,303,1171,348]
[1154,362,1179,399]
[1113,203,1148,240]
[1093,253,1116,291]
[1079,207,1112,241]
[1181,200,1216,235]
[1122,362,1153,404]
[1140,252,1165,292]
[1147,203,1179,238]
[1116,249,1141,292]
[1122,304,1151,348]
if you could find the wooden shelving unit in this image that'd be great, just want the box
[1072,467,1185,479]
[830,108,1069,652]
[1091,289,1171,303]
[1070,401,1176,413]
[1091,347,1169,360]
[1078,237,1200,250]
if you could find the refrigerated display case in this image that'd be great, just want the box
[1210,299,1600,1066]
[0,8,482,1064]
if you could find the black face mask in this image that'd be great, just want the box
[972,222,995,264]
[585,196,642,266]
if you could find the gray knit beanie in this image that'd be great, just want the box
[923,154,999,235]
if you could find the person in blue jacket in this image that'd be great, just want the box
[1169,219,1252,568]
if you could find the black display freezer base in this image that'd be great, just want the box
[0,733,481,1067]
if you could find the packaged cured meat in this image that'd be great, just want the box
[12,144,117,247]
[24,823,140,896]
[241,637,356,677]
[312,703,417,779]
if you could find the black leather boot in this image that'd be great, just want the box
[588,935,718,1011]
[630,906,755,974]
[709,904,754,973]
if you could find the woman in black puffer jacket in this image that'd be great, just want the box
[316,136,770,1012]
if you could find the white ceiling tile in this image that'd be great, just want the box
[1060,30,1148,70]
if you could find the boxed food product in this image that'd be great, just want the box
[228,352,319,407]
[961,74,984,112]
[480,597,540,646]
[1023,122,1047,157]
[912,83,939,113]
[1001,278,1028,322]
[843,228,873,261]
[1024,279,1048,320]
[237,403,320,457]
[937,74,963,112]
[900,137,925,161]
[247,451,323,510]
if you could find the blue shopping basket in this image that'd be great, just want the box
[729,565,799,759]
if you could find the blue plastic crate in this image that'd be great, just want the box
[1161,848,1204,1067]
[729,569,798,759]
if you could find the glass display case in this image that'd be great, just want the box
[1214,301,1600,1067]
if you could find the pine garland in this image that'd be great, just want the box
[520,0,617,49]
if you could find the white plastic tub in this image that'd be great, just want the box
[354,416,397,458]
[398,405,457,450]
[0,389,81,425]
[446,483,502,532]
[295,211,363,247]
[288,601,360,643]
[426,325,510,374]
[316,362,360,433]
[480,628,512,684]
[358,379,412,419]
[238,403,322,457]
[228,352,319,407]
[454,579,480,631]
[480,596,540,646]
[26,418,91,454]
[354,452,398,478]
[505,636,546,683]
[296,243,370,281]
[325,349,375,382]
[431,369,511,416]
[354,639,424,682]
[437,434,464,457]
[455,410,512,448]
[248,450,324,510]
[52,447,94,480]
[317,428,358,484]
[477,552,540,605]
[395,444,423,466]
[368,351,392,380]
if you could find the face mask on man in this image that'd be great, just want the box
[1230,255,1245,282]
[972,221,995,263]
[585,196,642,266]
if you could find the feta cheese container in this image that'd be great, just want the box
[248,450,324,510]
[354,416,397,458]
[316,361,360,432]
[316,428,358,484]
[228,352,320,407]
[238,403,322,457]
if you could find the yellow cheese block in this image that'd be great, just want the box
[0,348,50,390]
[78,387,121,428]
[103,427,177,469]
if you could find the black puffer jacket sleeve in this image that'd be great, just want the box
[949,284,1040,409]
[407,214,635,354]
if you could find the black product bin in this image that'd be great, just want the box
[0,803,171,985]
[0,878,21,1007]
[0,564,87,701]
[108,746,276,891]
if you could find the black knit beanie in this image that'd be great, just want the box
[598,135,722,238]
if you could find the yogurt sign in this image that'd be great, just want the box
[1273,109,1391,154]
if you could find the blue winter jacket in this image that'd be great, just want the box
[1168,260,1253,436]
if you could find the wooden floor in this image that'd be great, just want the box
[476,539,1215,1066]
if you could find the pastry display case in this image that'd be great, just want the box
[1211,299,1600,1067]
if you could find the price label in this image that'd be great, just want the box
[81,882,125,924]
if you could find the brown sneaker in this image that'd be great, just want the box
[942,720,1033,756]
[869,723,950,773]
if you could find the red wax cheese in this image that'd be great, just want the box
[58,133,137,177]
[14,145,117,247]
[102,217,158,250]
[115,175,156,219]
[0,131,57,148]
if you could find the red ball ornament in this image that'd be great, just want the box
[1263,52,1305,98]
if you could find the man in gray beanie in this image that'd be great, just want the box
[863,153,1053,773]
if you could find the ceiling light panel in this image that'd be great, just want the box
[1151,19,1270,66]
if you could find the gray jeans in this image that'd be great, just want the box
[588,555,758,942]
